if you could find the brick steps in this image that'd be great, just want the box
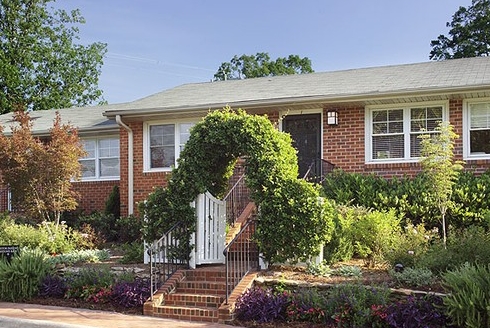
[143,203,259,323]
[147,267,228,322]
[164,293,223,308]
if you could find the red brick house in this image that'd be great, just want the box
[1,56,490,217]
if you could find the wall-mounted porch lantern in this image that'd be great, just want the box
[327,110,338,126]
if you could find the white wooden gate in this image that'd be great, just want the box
[190,192,226,268]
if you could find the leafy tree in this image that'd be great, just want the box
[418,122,464,248]
[430,0,490,60]
[0,111,86,224]
[0,0,107,114]
[214,52,313,80]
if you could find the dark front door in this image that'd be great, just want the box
[283,114,322,178]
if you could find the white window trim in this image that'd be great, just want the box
[365,101,449,164]
[463,98,490,160]
[143,119,196,172]
[80,135,120,181]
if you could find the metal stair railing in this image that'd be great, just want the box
[224,173,251,226]
[302,158,335,183]
[223,218,259,304]
[148,221,189,299]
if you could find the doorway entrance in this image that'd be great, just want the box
[282,113,322,178]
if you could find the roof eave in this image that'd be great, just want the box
[103,84,490,119]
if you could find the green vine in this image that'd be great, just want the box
[139,107,334,265]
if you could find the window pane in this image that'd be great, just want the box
[100,158,120,177]
[372,109,403,134]
[80,159,95,178]
[372,135,404,159]
[427,107,442,119]
[389,121,403,133]
[151,146,175,168]
[411,119,426,132]
[373,122,387,134]
[470,104,490,129]
[470,130,490,154]
[82,140,96,158]
[410,107,442,132]
[388,109,403,121]
[98,138,119,158]
[373,110,387,122]
[150,125,175,146]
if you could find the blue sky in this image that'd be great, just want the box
[53,0,470,104]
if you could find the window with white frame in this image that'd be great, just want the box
[367,105,445,162]
[79,137,120,179]
[144,121,195,171]
[466,101,490,157]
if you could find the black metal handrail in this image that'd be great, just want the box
[303,158,335,183]
[223,218,259,304]
[224,173,251,226]
[148,221,189,299]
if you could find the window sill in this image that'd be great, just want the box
[75,177,120,183]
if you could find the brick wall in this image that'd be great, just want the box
[119,122,170,217]
[323,99,489,178]
[72,180,119,214]
[115,101,489,217]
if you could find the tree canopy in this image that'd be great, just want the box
[213,52,314,80]
[430,0,490,60]
[0,0,107,114]
[0,111,85,223]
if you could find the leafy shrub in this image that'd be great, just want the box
[111,277,151,307]
[104,185,120,219]
[0,248,53,301]
[450,170,490,230]
[324,283,391,327]
[322,204,357,264]
[257,181,335,264]
[351,208,401,267]
[115,215,142,243]
[334,265,362,278]
[235,286,291,323]
[39,274,67,298]
[418,226,490,273]
[322,169,490,231]
[306,261,333,277]
[76,212,118,242]
[389,267,434,288]
[385,223,438,267]
[443,263,490,328]
[0,218,82,254]
[64,267,115,300]
[286,288,328,323]
[77,223,106,249]
[385,294,450,328]
[119,242,143,264]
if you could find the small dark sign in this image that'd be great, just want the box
[0,245,20,262]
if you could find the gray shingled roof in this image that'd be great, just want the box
[2,56,490,133]
[0,106,118,135]
[103,56,490,118]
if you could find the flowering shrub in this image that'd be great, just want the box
[324,283,391,327]
[111,278,151,308]
[286,288,328,323]
[234,287,291,323]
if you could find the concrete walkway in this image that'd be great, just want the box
[0,303,237,328]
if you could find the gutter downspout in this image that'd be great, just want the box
[115,115,134,215]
